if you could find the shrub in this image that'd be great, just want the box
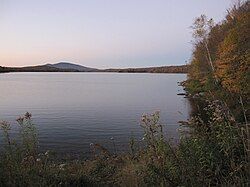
[0,107,249,186]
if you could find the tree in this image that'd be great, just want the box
[215,2,250,96]
[191,15,215,72]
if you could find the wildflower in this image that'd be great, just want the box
[141,114,146,122]
[155,110,160,115]
[36,158,41,162]
[25,112,32,119]
[45,150,50,157]
[16,116,24,124]
[59,164,66,170]
[0,121,10,130]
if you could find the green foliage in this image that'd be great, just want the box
[182,100,248,185]
[0,109,249,186]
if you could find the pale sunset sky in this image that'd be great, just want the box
[0,0,233,68]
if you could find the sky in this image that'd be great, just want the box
[0,0,233,68]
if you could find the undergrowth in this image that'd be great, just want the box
[0,104,249,186]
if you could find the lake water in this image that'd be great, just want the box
[0,73,190,156]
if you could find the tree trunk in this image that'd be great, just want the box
[204,39,215,72]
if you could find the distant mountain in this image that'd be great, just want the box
[46,62,98,72]
[0,62,99,73]
[0,65,79,73]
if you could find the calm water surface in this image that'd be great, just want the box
[0,73,190,156]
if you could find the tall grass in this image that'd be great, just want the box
[0,103,249,186]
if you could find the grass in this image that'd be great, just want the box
[0,102,249,186]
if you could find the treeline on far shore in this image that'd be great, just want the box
[0,64,189,74]
[104,65,188,73]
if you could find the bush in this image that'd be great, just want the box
[0,107,249,186]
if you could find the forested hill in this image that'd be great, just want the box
[186,1,249,122]
[0,65,79,73]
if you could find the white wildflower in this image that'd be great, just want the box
[59,164,66,170]
[45,150,49,156]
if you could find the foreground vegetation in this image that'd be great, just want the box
[0,107,248,186]
[0,1,249,186]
